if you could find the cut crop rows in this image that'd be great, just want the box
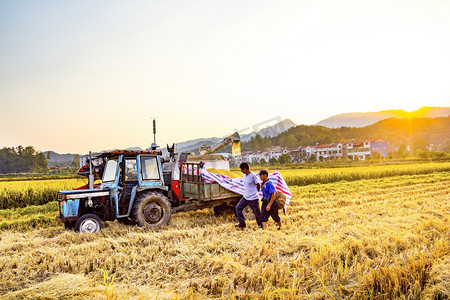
[0,168,448,299]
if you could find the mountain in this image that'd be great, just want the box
[359,117,450,151]
[170,138,223,154]
[169,119,296,154]
[261,116,450,153]
[43,151,76,167]
[240,119,296,142]
[316,107,450,128]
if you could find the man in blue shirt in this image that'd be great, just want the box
[235,162,262,229]
[259,169,281,230]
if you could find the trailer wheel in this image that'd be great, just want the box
[75,214,103,233]
[213,204,235,216]
[132,192,171,228]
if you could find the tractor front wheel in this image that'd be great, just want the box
[132,192,171,229]
[75,214,103,233]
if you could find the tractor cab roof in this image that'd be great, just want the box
[100,150,162,158]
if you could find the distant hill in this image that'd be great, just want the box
[241,119,296,141]
[357,117,450,151]
[316,107,450,128]
[170,119,296,154]
[259,116,450,153]
[43,151,76,167]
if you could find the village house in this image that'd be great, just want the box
[344,138,388,160]
[316,143,343,161]
[232,138,388,165]
[288,147,302,163]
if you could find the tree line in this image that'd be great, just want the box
[0,146,48,174]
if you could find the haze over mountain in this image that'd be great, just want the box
[166,119,296,154]
[316,107,450,128]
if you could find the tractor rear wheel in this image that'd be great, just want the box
[132,192,171,228]
[75,214,103,233]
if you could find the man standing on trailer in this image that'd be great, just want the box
[235,162,262,229]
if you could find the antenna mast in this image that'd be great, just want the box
[153,118,156,144]
[150,118,158,150]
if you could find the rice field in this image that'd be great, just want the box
[0,178,87,209]
[279,161,450,186]
[0,163,449,299]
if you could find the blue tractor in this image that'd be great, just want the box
[58,134,246,233]
[57,150,172,233]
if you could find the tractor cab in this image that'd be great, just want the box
[100,150,167,217]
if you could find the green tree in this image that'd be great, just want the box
[440,139,450,152]
[416,150,429,159]
[412,138,428,153]
[279,134,298,148]
[396,144,408,158]
[269,157,278,165]
[317,134,331,144]
[278,154,290,164]
[0,146,48,173]
[371,152,381,160]
[430,151,446,160]
[72,154,80,167]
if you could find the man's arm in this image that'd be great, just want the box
[266,192,276,211]
[253,173,261,191]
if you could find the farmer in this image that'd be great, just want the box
[258,169,281,230]
[235,162,262,229]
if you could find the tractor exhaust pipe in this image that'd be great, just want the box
[88,151,94,189]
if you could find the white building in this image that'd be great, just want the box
[316,143,343,161]
[344,138,388,160]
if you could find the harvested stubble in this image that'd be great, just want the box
[2,273,102,300]
[0,171,449,299]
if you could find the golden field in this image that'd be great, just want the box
[0,163,449,299]
[0,178,86,209]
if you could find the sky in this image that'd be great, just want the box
[1,0,449,154]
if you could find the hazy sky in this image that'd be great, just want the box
[1,0,449,154]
